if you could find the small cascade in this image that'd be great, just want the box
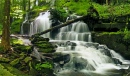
[55,15,91,42]
[29,11,52,38]
[53,41,130,76]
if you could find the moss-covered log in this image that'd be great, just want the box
[32,14,98,37]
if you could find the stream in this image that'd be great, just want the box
[21,11,130,76]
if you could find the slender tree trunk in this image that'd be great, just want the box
[1,0,11,51]
[23,0,26,19]
[106,0,108,5]
[28,0,30,11]
[23,0,26,11]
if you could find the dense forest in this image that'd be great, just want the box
[0,0,130,76]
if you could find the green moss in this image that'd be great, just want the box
[10,58,20,66]
[24,57,32,63]
[0,57,10,63]
[2,64,30,76]
[14,45,31,53]
[0,64,16,76]
[35,62,53,70]
[11,38,23,45]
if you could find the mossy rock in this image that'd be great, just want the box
[92,32,130,59]
[0,57,10,63]
[31,37,49,44]
[39,48,55,53]
[0,64,16,76]
[34,43,54,48]
[10,58,20,66]
[2,64,30,76]
[13,45,32,53]
[24,57,32,63]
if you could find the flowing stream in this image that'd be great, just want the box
[22,11,130,76]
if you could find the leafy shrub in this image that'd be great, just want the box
[11,19,22,34]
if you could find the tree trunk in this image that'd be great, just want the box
[28,0,30,11]
[23,0,26,19]
[1,0,11,51]
[106,0,108,5]
[23,0,26,11]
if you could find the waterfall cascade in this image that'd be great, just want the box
[52,14,130,76]
[29,11,52,38]
[55,14,91,42]
[23,11,130,76]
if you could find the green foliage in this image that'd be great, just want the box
[0,46,4,53]
[55,0,130,18]
[32,5,49,17]
[50,7,69,22]
[35,62,53,70]
[55,0,91,15]
[0,24,2,35]
[123,27,130,41]
[0,64,15,76]
[11,19,22,34]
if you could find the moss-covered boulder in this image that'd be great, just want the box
[92,32,130,60]
[31,36,55,53]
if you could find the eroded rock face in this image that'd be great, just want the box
[92,32,130,60]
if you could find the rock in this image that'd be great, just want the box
[53,53,70,64]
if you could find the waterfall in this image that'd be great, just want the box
[29,11,52,38]
[51,15,130,76]
[55,14,91,42]
[26,11,130,75]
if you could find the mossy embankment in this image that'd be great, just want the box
[92,31,130,60]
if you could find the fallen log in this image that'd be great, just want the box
[32,14,95,37]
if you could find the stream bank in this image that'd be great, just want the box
[92,32,130,60]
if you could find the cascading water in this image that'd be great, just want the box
[27,11,130,76]
[55,14,91,42]
[51,16,130,76]
[29,11,52,38]
[55,21,91,42]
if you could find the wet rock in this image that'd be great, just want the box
[53,53,70,64]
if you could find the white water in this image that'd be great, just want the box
[25,11,130,76]
[29,11,52,38]
[52,14,130,76]
[55,14,91,42]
